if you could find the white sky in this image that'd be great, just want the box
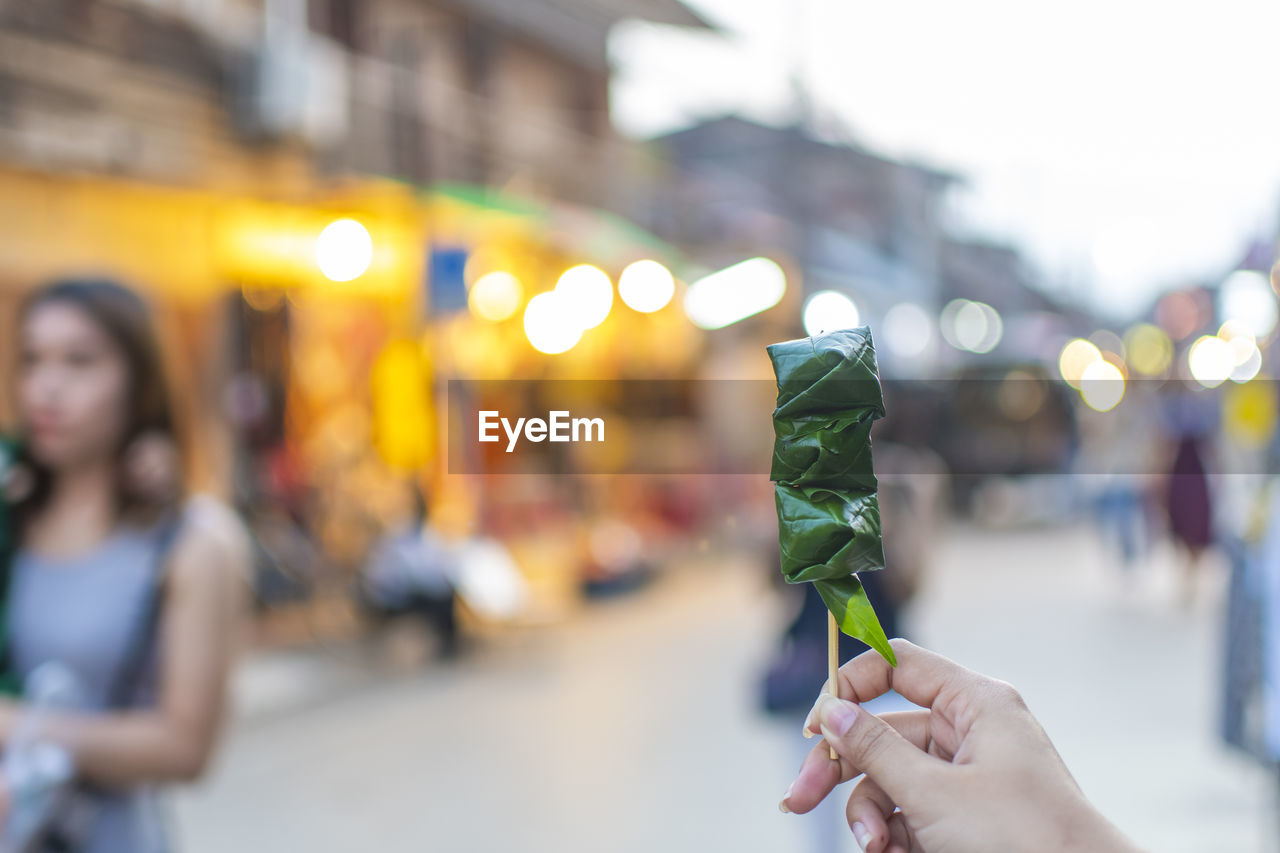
[609,0,1280,320]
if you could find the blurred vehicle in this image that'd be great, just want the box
[882,365,1077,515]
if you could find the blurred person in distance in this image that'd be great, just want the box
[783,640,1145,853]
[359,485,463,660]
[1159,381,1217,606]
[0,279,250,851]
[1076,381,1160,581]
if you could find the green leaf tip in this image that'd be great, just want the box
[814,574,897,667]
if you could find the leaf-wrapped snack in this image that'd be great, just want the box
[774,484,882,581]
[769,326,886,422]
[768,327,896,667]
[770,414,877,492]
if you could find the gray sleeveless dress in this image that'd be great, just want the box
[7,519,177,853]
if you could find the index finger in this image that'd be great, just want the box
[834,639,987,712]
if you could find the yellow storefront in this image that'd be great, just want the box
[0,166,708,636]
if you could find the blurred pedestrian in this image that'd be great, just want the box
[0,279,250,851]
[359,487,462,660]
[1160,385,1218,605]
[1076,382,1160,580]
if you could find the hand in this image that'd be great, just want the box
[780,639,1144,853]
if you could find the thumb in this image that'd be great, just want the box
[815,695,939,809]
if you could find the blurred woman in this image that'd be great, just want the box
[1160,384,1218,606]
[1,279,249,851]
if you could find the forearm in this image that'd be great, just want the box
[28,708,221,788]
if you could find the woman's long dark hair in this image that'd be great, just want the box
[12,278,184,525]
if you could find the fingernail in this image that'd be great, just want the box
[852,821,872,851]
[778,782,794,814]
[818,696,859,737]
[802,691,828,738]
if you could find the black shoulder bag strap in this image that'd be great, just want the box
[105,512,185,711]
[103,512,185,712]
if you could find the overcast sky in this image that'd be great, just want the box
[610,0,1280,320]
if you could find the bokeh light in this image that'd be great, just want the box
[883,302,933,357]
[1188,334,1234,388]
[316,218,373,282]
[618,259,675,313]
[555,264,613,329]
[1219,270,1278,339]
[468,271,522,322]
[1123,323,1172,376]
[1058,338,1103,389]
[802,290,860,336]
[1155,290,1203,341]
[523,291,582,355]
[941,299,1001,353]
[996,369,1047,421]
[940,299,967,349]
[683,257,786,330]
[1089,329,1125,360]
[1219,323,1263,383]
[1231,340,1262,383]
[1080,359,1125,412]
[1225,381,1278,450]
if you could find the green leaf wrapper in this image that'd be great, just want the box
[770,414,877,492]
[768,326,886,422]
[768,327,896,667]
[774,484,883,581]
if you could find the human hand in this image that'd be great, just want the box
[780,639,1143,853]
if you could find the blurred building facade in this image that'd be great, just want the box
[0,0,712,633]
[653,115,954,322]
[652,114,1092,373]
[0,0,706,200]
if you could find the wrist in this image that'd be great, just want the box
[1056,799,1145,853]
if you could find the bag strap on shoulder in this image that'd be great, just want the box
[103,512,185,711]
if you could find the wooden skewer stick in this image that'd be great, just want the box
[827,609,839,760]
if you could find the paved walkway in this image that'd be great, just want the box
[173,523,1272,852]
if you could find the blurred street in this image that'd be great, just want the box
[3,3,1279,850]
[175,521,1271,853]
